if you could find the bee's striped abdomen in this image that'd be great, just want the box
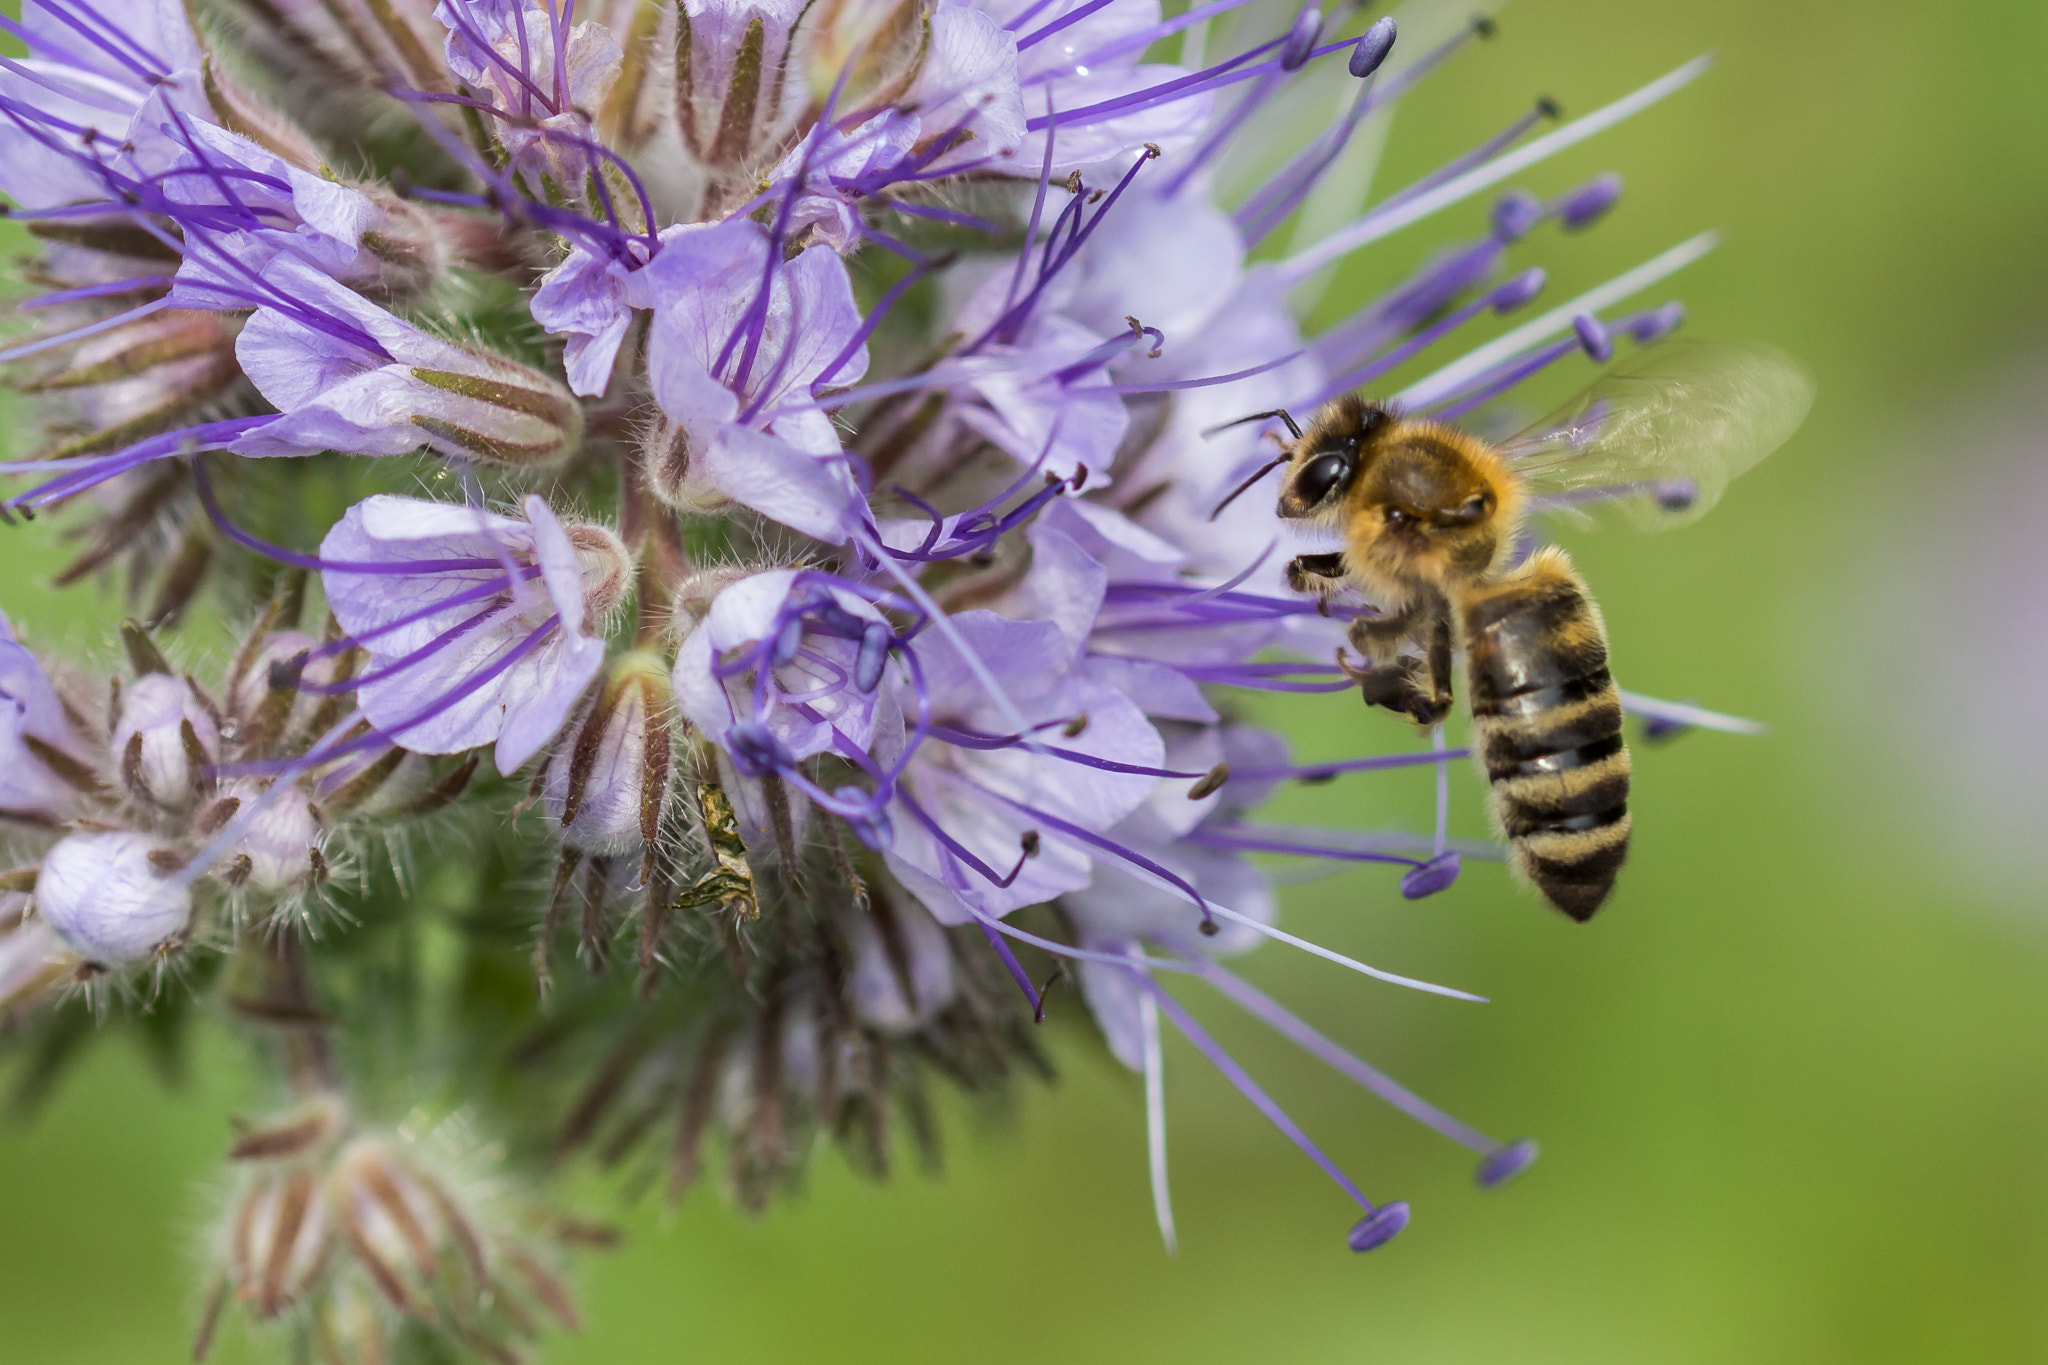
[1461,548,1630,921]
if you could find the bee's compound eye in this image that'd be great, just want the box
[1384,506,1411,529]
[1296,452,1352,506]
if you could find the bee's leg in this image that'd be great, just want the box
[1285,552,1348,605]
[1417,608,1456,725]
[1342,603,1452,727]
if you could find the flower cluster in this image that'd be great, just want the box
[2,0,1762,1354]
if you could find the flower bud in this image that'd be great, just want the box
[406,359,586,468]
[541,652,673,858]
[230,630,339,752]
[229,1167,333,1318]
[113,672,218,809]
[34,830,193,964]
[331,1138,483,1323]
[220,780,324,893]
[675,0,812,167]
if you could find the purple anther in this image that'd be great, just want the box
[1490,268,1545,313]
[1490,190,1542,242]
[1653,478,1699,512]
[1630,301,1686,343]
[1475,1138,1539,1188]
[1643,714,1692,742]
[1400,851,1461,900]
[1348,15,1397,78]
[1347,1201,1410,1252]
[1280,8,1323,70]
[772,614,806,668]
[727,718,793,776]
[1572,312,1613,363]
[855,623,891,692]
[1557,172,1623,231]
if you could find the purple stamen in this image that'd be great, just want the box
[1474,1138,1539,1188]
[1346,1203,1409,1252]
[1142,978,1389,1219]
[1557,172,1623,230]
[1278,8,1323,71]
[1399,852,1461,899]
[1202,965,1498,1153]
[1572,311,1613,362]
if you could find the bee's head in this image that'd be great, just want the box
[1275,396,1390,523]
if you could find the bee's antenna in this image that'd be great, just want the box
[1208,455,1291,520]
[1202,408,1303,441]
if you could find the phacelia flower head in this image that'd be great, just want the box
[0,0,1802,1347]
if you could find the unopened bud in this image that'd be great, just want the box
[641,414,731,516]
[541,652,673,857]
[229,1167,333,1318]
[221,780,324,893]
[406,357,584,467]
[676,1,811,167]
[113,673,218,808]
[332,1139,467,1322]
[35,830,193,964]
[231,630,339,751]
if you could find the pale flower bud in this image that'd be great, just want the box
[34,830,193,964]
[541,652,672,857]
[221,780,323,893]
[113,673,218,808]
[229,1167,333,1318]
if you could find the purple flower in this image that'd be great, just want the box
[0,0,203,211]
[122,89,381,309]
[319,494,629,773]
[765,111,923,254]
[672,569,894,767]
[232,256,582,463]
[641,218,869,539]
[0,608,92,823]
[433,0,624,196]
[977,0,1212,173]
[529,236,656,397]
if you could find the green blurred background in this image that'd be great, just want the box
[8,0,2048,1359]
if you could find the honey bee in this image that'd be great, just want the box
[1215,341,1814,920]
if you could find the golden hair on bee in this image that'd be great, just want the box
[1273,395,1528,607]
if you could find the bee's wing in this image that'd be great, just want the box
[1498,340,1815,529]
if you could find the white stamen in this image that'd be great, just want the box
[1618,689,1767,735]
[1137,959,1178,1256]
[1278,55,1714,285]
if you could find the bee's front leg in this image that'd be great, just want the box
[1284,553,1350,616]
